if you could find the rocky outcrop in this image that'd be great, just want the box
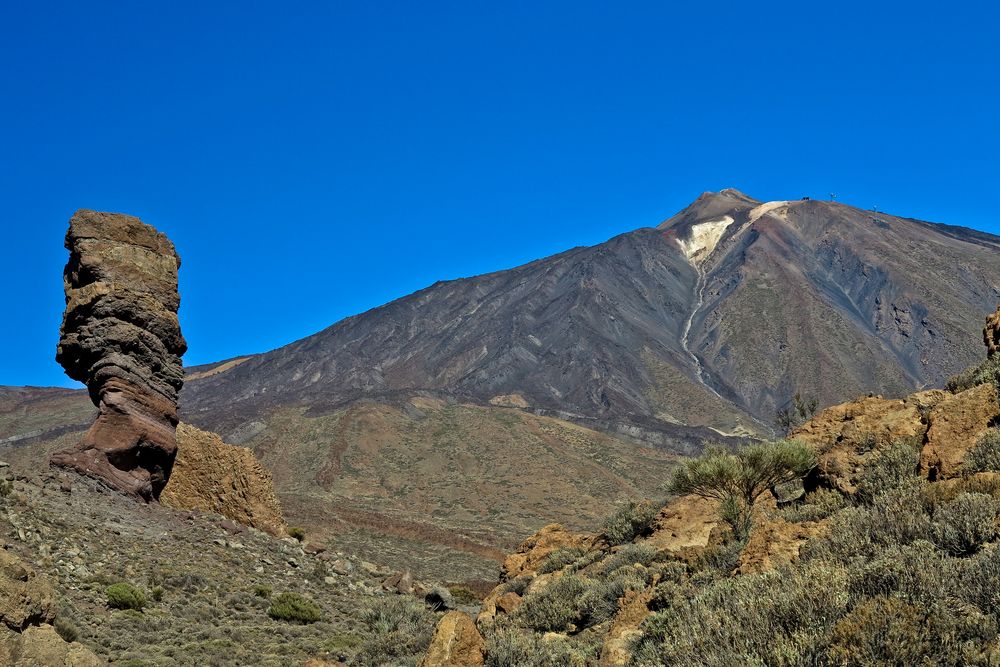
[736,515,828,574]
[419,611,485,667]
[500,524,598,581]
[641,494,721,555]
[921,383,1000,479]
[985,306,1000,358]
[792,393,938,494]
[51,210,186,501]
[160,424,287,535]
[0,550,100,666]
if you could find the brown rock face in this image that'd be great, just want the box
[160,424,287,535]
[500,524,597,581]
[985,306,1000,358]
[50,210,186,500]
[921,383,1000,479]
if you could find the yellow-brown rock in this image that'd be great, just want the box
[599,587,655,667]
[985,306,1000,358]
[921,383,1000,479]
[501,524,597,581]
[161,423,287,535]
[0,550,55,631]
[0,625,101,667]
[419,611,485,667]
[0,551,100,666]
[736,515,828,574]
[792,393,937,494]
[641,494,720,555]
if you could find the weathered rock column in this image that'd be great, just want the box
[50,209,186,500]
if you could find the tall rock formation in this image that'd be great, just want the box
[50,210,186,500]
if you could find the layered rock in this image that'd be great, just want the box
[50,210,186,500]
[160,423,287,535]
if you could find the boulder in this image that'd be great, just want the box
[920,383,1000,479]
[501,524,597,581]
[0,551,99,666]
[160,423,287,535]
[419,611,485,667]
[0,550,55,631]
[50,210,186,500]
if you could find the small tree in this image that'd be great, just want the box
[668,440,816,539]
[776,393,819,435]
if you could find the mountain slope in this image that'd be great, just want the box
[182,189,1000,441]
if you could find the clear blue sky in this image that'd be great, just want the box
[2,1,998,387]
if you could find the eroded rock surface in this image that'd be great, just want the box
[419,611,485,667]
[0,550,99,666]
[160,423,287,535]
[51,210,186,500]
[985,305,1000,358]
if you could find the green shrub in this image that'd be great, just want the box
[485,625,594,667]
[150,586,164,602]
[580,566,648,627]
[965,428,1000,474]
[947,355,1000,393]
[631,561,849,666]
[287,526,306,542]
[514,574,588,632]
[538,547,587,574]
[448,585,478,604]
[780,487,847,523]
[105,583,146,611]
[356,595,436,666]
[500,575,532,596]
[53,616,79,643]
[855,438,922,504]
[253,584,272,598]
[601,544,657,574]
[668,440,816,539]
[930,492,1000,556]
[846,540,950,605]
[0,479,12,498]
[803,488,931,561]
[824,596,995,667]
[266,592,322,624]
[602,501,660,546]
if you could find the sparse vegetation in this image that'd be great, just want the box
[287,526,306,542]
[53,615,80,643]
[602,500,661,545]
[775,392,819,434]
[514,574,588,632]
[669,439,816,539]
[946,355,1000,393]
[266,591,322,623]
[537,546,587,574]
[105,582,146,611]
[965,428,1000,473]
[356,595,435,666]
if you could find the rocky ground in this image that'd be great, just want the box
[0,465,465,666]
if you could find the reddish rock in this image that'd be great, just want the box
[50,210,186,500]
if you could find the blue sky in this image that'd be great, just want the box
[2,1,998,387]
